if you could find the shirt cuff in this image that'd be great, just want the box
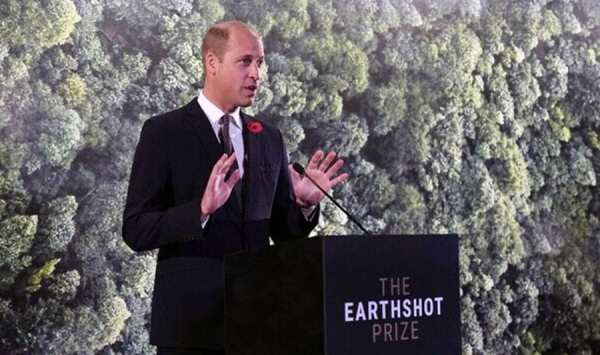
[300,205,317,221]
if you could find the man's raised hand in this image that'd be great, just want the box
[289,150,348,208]
[201,153,242,216]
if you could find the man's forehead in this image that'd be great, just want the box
[227,33,264,56]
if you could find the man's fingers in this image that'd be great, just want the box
[319,151,337,172]
[329,172,349,188]
[307,150,340,174]
[207,154,228,187]
[219,153,237,174]
[210,154,229,175]
[301,150,348,191]
[325,158,344,177]
[307,150,323,171]
[208,153,239,191]
[225,170,243,187]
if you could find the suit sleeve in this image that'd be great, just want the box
[269,129,319,244]
[122,119,204,252]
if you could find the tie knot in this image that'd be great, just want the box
[219,115,233,126]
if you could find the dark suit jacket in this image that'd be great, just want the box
[122,98,318,349]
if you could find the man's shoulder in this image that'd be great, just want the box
[148,101,194,124]
[144,99,200,130]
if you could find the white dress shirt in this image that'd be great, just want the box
[198,91,245,176]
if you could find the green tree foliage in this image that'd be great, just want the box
[1,0,600,353]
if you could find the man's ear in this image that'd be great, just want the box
[205,52,218,76]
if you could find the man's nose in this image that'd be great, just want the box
[250,62,261,81]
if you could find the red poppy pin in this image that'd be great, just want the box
[247,121,263,134]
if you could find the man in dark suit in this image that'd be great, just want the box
[122,20,347,354]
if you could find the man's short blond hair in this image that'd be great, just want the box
[201,21,259,70]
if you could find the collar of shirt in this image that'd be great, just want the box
[197,91,243,129]
[197,90,245,176]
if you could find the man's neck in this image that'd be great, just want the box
[202,88,237,114]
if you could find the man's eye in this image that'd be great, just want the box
[241,58,252,65]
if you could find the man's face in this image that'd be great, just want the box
[209,27,264,113]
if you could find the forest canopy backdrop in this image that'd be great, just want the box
[1,0,599,353]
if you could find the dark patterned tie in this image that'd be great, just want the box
[218,115,242,210]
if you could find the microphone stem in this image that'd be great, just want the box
[302,172,371,236]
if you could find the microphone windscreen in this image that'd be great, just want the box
[292,163,305,175]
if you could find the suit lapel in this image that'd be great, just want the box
[184,99,223,166]
[241,112,261,219]
[185,99,263,220]
[185,99,243,218]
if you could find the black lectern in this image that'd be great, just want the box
[225,235,460,354]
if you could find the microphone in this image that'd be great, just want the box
[292,163,371,236]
